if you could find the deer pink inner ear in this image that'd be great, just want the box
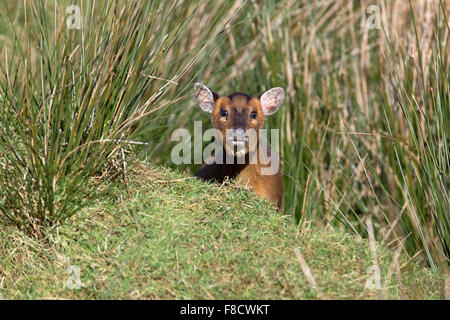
[194,83,215,113]
[260,87,284,115]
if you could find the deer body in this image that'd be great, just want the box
[194,83,284,210]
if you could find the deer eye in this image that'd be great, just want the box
[250,111,258,119]
[220,109,228,117]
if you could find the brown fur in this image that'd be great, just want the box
[195,92,284,210]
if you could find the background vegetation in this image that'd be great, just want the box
[0,0,448,290]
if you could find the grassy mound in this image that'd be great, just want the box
[0,163,444,299]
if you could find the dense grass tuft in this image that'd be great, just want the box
[0,1,212,235]
[0,162,444,299]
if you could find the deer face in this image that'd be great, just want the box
[195,83,284,158]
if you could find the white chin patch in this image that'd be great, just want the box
[226,140,247,158]
[234,148,247,158]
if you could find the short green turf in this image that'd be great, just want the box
[0,163,444,299]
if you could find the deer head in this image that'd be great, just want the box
[194,83,284,158]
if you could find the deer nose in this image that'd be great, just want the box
[233,128,247,141]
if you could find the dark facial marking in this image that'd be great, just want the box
[231,107,248,130]
[228,92,252,103]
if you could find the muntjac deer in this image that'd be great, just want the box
[194,83,284,210]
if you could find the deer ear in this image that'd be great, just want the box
[260,87,284,115]
[194,83,218,113]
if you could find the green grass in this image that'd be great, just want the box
[0,163,444,299]
[0,0,217,234]
[0,0,448,294]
